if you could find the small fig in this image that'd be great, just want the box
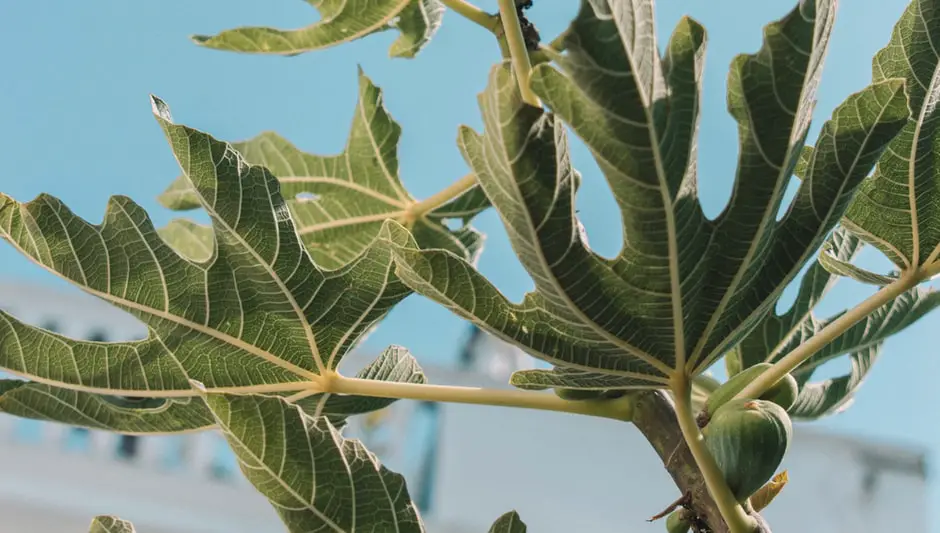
[665,510,691,533]
[762,374,798,412]
[703,363,798,420]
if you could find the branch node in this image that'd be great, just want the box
[648,491,691,522]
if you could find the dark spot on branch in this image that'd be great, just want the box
[515,0,541,51]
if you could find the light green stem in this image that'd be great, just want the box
[440,0,499,32]
[407,173,477,219]
[735,272,921,401]
[496,0,540,107]
[329,375,634,421]
[673,375,757,533]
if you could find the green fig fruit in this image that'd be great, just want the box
[702,363,798,423]
[703,399,793,502]
[665,510,691,533]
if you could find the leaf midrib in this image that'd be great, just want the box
[297,211,407,235]
[1,220,320,386]
[478,81,671,376]
[703,81,907,370]
[0,360,312,398]
[193,146,328,375]
[4,386,213,435]
[202,0,412,55]
[352,82,412,203]
[325,257,395,369]
[907,66,937,267]
[689,31,827,371]
[392,249,670,382]
[216,402,347,533]
[687,119,797,370]
[280,176,407,208]
[606,8,686,375]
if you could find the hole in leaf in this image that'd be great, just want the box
[295,192,320,202]
[802,353,852,382]
[569,133,622,259]
[774,260,808,315]
[472,210,536,301]
[775,176,801,222]
[443,218,463,231]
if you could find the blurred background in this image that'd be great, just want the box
[0,1,935,532]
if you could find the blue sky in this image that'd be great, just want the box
[1,0,937,527]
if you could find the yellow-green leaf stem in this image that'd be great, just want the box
[673,375,757,533]
[735,273,923,402]
[404,173,478,223]
[441,0,499,32]
[497,0,539,107]
[328,375,635,421]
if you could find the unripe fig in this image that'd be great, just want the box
[665,510,691,533]
[762,374,798,412]
[703,399,792,502]
[703,363,798,420]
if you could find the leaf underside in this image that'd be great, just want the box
[204,392,426,533]
[0,379,215,434]
[293,345,427,427]
[0,345,425,434]
[389,0,910,391]
[837,0,940,273]
[0,97,437,435]
[489,511,527,533]
[89,516,136,533]
[817,236,899,286]
[159,69,487,270]
[192,0,444,59]
[730,228,940,420]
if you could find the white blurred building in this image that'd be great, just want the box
[0,280,928,533]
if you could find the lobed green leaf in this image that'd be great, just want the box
[787,344,880,419]
[203,391,426,533]
[0,379,214,434]
[159,69,487,270]
[489,511,527,533]
[0,96,414,404]
[89,516,136,533]
[730,229,940,419]
[0,345,423,433]
[817,237,899,286]
[389,0,909,390]
[155,218,214,262]
[837,0,940,274]
[294,345,426,426]
[192,0,443,59]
